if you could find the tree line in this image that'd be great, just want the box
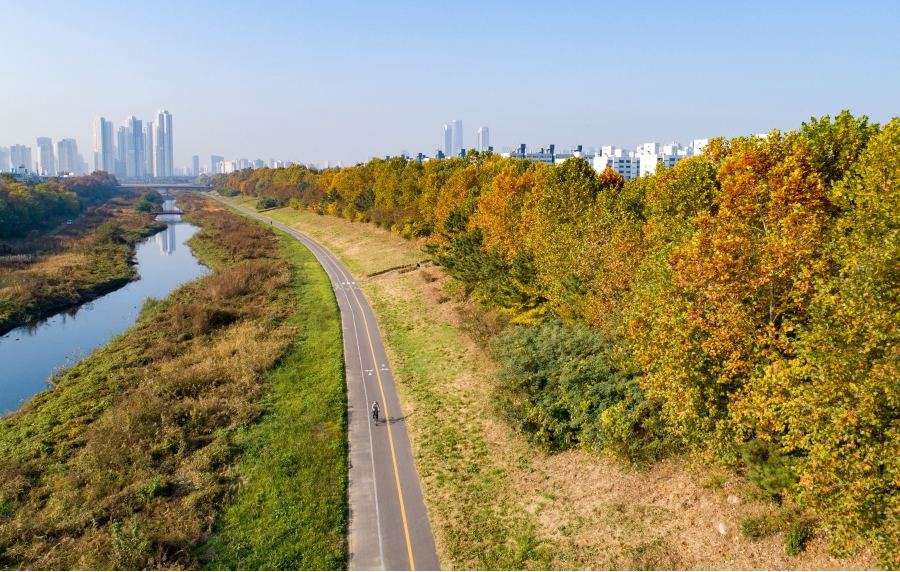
[0,172,121,239]
[213,112,900,564]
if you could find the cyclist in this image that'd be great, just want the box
[371,401,380,423]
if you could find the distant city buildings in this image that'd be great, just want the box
[10,145,32,173]
[0,147,9,172]
[192,155,199,177]
[500,139,709,179]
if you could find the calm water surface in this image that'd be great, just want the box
[0,203,208,414]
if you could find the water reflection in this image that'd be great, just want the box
[156,224,177,255]
[0,220,208,414]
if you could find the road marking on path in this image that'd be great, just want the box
[331,261,416,571]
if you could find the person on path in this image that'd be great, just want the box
[371,400,380,423]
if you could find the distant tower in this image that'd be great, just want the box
[125,116,144,177]
[36,137,55,175]
[211,155,224,174]
[192,155,200,177]
[477,127,489,153]
[443,124,452,158]
[115,127,127,178]
[93,117,115,173]
[155,110,173,177]
[10,144,33,173]
[452,120,463,156]
[57,139,79,175]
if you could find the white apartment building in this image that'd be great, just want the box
[594,147,640,180]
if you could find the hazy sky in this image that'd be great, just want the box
[2,0,898,168]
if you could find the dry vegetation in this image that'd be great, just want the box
[0,192,165,335]
[0,196,347,569]
[254,198,879,570]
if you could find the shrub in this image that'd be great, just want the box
[491,320,671,460]
[255,198,278,210]
[740,439,799,500]
[95,221,126,244]
[134,199,154,212]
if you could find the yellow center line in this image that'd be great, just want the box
[327,257,416,571]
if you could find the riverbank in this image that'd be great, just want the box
[0,191,166,335]
[0,195,346,569]
[219,195,877,570]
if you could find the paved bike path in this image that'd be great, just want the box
[210,196,439,571]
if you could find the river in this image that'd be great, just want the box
[0,200,209,414]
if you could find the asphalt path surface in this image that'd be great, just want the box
[210,196,439,571]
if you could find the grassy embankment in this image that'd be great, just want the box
[0,196,346,569]
[0,191,165,335]
[221,195,878,570]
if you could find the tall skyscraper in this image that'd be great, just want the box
[10,145,32,173]
[476,127,490,153]
[154,110,173,178]
[452,119,463,156]
[0,147,8,172]
[93,117,115,173]
[37,137,55,175]
[57,139,79,175]
[192,155,199,177]
[124,116,144,177]
[211,155,224,174]
[115,127,128,178]
[143,122,155,176]
[443,125,452,158]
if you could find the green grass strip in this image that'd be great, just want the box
[204,228,348,570]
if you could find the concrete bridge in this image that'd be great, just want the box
[120,183,211,191]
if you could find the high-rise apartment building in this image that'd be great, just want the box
[124,116,144,177]
[37,137,55,175]
[114,127,128,178]
[154,110,173,178]
[476,127,489,153]
[93,117,116,173]
[452,120,463,156]
[192,155,200,177]
[0,147,8,172]
[143,122,155,176]
[443,125,452,158]
[10,145,32,173]
[211,155,223,174]
[57,139,79,175]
